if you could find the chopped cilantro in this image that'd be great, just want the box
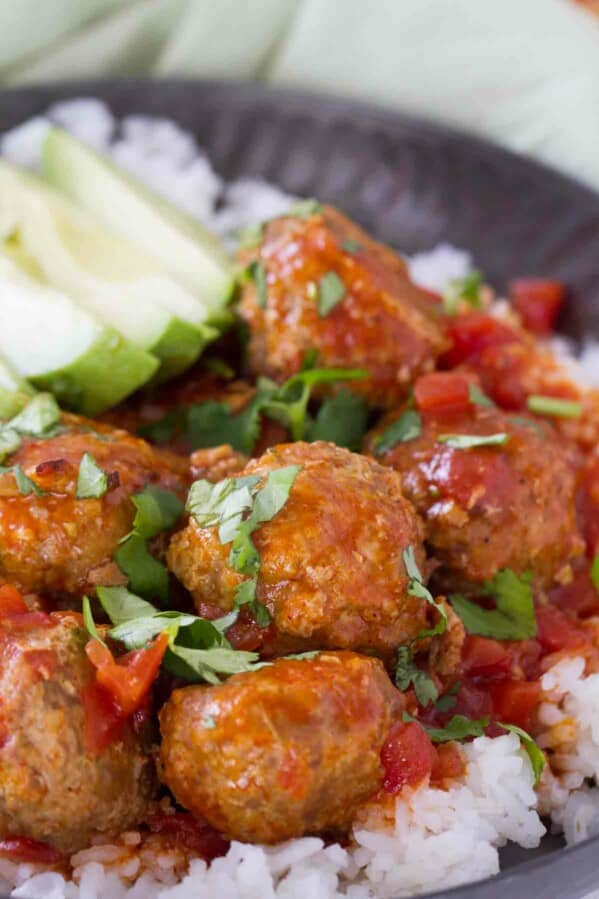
[113,486,184,604]
[375,410,422,455]
[287,199,323,219]
[317,271,346,316]
[404,712,488,742]
[435,681,461,713]
[395,644,438,706]
[592,554,599,596]
[342,238,362,253]
[403,545,447,638]
[76,452,108,499]
[308,389,368,450]
[202,714,216,729]
[0,393,62,463]
[82,595,106,647]
[437,433,509,450]
[443,271,483,316]
[526,395,583,419]
[12,464,44,496]
[450,569,536,640]
[498,722,546,785]
[508,415,544,433]
[468,384,495,408]
[247,261,268,309]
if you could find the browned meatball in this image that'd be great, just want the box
[0,414,189,598]
[0,614,155,853]
[237,205,449,407]
[167,442,429,658]
[159,652,402,843]
[365,393,583,589]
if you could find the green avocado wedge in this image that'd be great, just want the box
[0,252,158,415]
[42,128,234,329]
[0,353,35,419]
[0,160,218,381]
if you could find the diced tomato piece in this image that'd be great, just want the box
[462,635,511,678]
[0,585,28,617]
[536,606,589,654]
[0,835,62,865]
[414,372,471,416]
[442,313,519,369]
[147,812,230,861]
[430,742,465,786]
[489,678,541,731]
[510,279,565,336]
[82,681,126,755]
[452,681,494,721]
[507,639,543,681]
[381,720,436,794]
[86,631,167,718]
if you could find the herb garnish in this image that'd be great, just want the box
[468,384,495,408]
[76,452,108,499]
[342,239,362,254]
[0,463,45,496]
[435,681,461,713]
[0,393,62,464]
[246,260,268,309]
[394,547,448,707]
[288,199,323,219]
[187,466,301,625]
[403,711,488,742]
[592,554,599,596]
[114,486,184,604]
[526,395,582,419]
[450,569,536,640]
[317,271,346,316]
[443,271,483,316]
[437,433,509,450]
[142,366,367,453]
[499,723,545,785]
[375,410,422,455]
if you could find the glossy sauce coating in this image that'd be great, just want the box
[159,652,403,843]
[0,614,154,853]
[167,441,429,658]
[237,205,449,407]
[365,403,583,588]
[0,414,189,598]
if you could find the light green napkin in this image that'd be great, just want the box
[1,0,599,193]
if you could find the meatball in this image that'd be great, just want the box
[365,382,583,588]
[167,442,429,658]
[237,205,448,407]
[159,651,402,843]
[0,613,154,853]
[0,414,188,597]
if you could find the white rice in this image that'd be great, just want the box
[1,97,599,898]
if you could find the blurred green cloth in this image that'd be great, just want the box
[2,0,599,192]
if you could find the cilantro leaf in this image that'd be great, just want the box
[375,410,421,455]
[96,585,158,624]
[404,712,488,743]
[287,199,323,219]
[468,384,495,408]
[12,464,44,496]
[247,261,268,308]
[317,271,346,316]
[131,486,183,539]
[498,722,546,785]
[308,389,368,450]
[341,238,362,253]
[592,554,599,596]
[450,569,536,640]
[114,532,169,603]
[437,433,509,450]
[76,452,108,499]
[82,595,106,647]
[8,393,61,436]
[236,222,264,249]
[403,545,447,638]
[395,644,438,706]
[435,681,461,713]
[0,429,21,462]
[443,271,483,316]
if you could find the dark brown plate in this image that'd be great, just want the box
[0,78,598,899]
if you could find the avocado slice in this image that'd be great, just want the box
[0,353,35,419]
[0,252,158,415]
[42,128,234,328]
[0,160,217,381]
